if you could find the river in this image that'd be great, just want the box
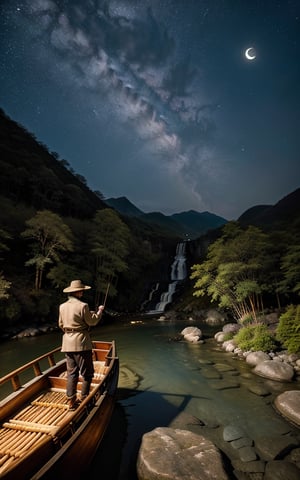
[0,317,299,479]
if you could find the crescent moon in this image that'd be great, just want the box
[245,47,256,60]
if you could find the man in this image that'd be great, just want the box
[59,279,105,409]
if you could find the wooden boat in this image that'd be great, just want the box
[0,340,119,480]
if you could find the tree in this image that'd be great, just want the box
[89,209,131,307]
[22,210,74,289]
[281,243,300,295]
[190,222,273,321]
[0,228,11,299]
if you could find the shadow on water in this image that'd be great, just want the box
[1,320,299,480]
[87,387,210,480]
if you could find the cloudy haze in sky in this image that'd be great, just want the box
[0,0,299,219]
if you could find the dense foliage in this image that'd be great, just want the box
[233,324,276,352]
[0,109,179,332]
[191,220,300,353]
[191,221,299,320]
[276,305,300,353]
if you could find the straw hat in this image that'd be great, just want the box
[63,280,91,293]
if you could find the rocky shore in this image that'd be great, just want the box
[136,311,300,480]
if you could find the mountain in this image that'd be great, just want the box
[105,197,228,239]
[105,196,144,217]
[238,188,300,228]
[171,210,228,238]
[0,108,107,218]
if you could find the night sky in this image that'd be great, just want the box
[0,1,299,220]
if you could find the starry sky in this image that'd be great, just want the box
[0,0,299,220]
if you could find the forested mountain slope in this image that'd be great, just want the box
[0,108,107,218]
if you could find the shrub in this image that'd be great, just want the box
[222,331,234,341]
[234,324,276,352]
[239,313,254,326]
[276,305,300,354]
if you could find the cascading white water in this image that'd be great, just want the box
[171,242,187,281]
[153,242,187,313]
[140,282,159,310]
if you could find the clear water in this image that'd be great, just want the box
[0,317,299,479]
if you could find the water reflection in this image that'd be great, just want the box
[0,318,299,480]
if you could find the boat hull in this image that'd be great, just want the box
[0,341,119,480]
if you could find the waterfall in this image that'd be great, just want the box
[149,242,187,313]
[171,242,187,281]
[140,282,159,310]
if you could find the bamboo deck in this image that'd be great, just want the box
[0,343,117,479]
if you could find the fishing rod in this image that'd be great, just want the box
[103,282,110,308]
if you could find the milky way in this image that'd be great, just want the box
[0,0,299,218]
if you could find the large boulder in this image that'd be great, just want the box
[246,351,270,366]
[274,390,300,427]
[264,460,300,480]
[181,326,202,343]
[205,309,227,325]
[253,360,294,382]
[136,427,229,480]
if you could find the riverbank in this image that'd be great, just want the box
[1,315,300,480]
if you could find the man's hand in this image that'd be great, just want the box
[97,305,105,315]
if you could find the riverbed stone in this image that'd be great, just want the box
[200,367,222,379]
[214,363,237,373]
[246,383,270,396]
[245,351,270,366]
[231,437,253,449]
[209,379,240,390]
[231,459,266,473]
[253,360,294,382]
[264,460,300,480]
[181,326,202,342]
[205,309,227,325]
[255,434,298,461]
[285,447,300,468]
[118,364,141,391]
[13,327,40,338]
[222,323,240,334]
[223,425,245,442]
[238,446,257,462]
[136,427,229,480]
[215,331,227,342]
[274,390,300,427]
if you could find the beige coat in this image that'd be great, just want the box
[59,296,102,352]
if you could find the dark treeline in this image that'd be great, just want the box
[0,108,179,334]
[0,106,299,348]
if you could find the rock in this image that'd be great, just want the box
[231,437,253,449]
[223,425,245,442]
[284,447,300,468]
[247,383,270,396]
[222,323,240,334]
[264,460,300,480]
[200,367,222,379]
[245,351,270,366]
[254,360,294,382]
[238,446,257,462]
[118,364,141,390]
[205,309,227,325]
[209,379,240,390]
[14,327,40,338]
[215,331,227,342]
[224,341,236,352]
[274,390,300,427]
[136,427,229,480]
[255,434,298,461]
[181,326,202,343]
[184,333,203,343]
[214,363,237,373]
[231,459,265,473]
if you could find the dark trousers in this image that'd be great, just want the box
[65,351,94,399]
